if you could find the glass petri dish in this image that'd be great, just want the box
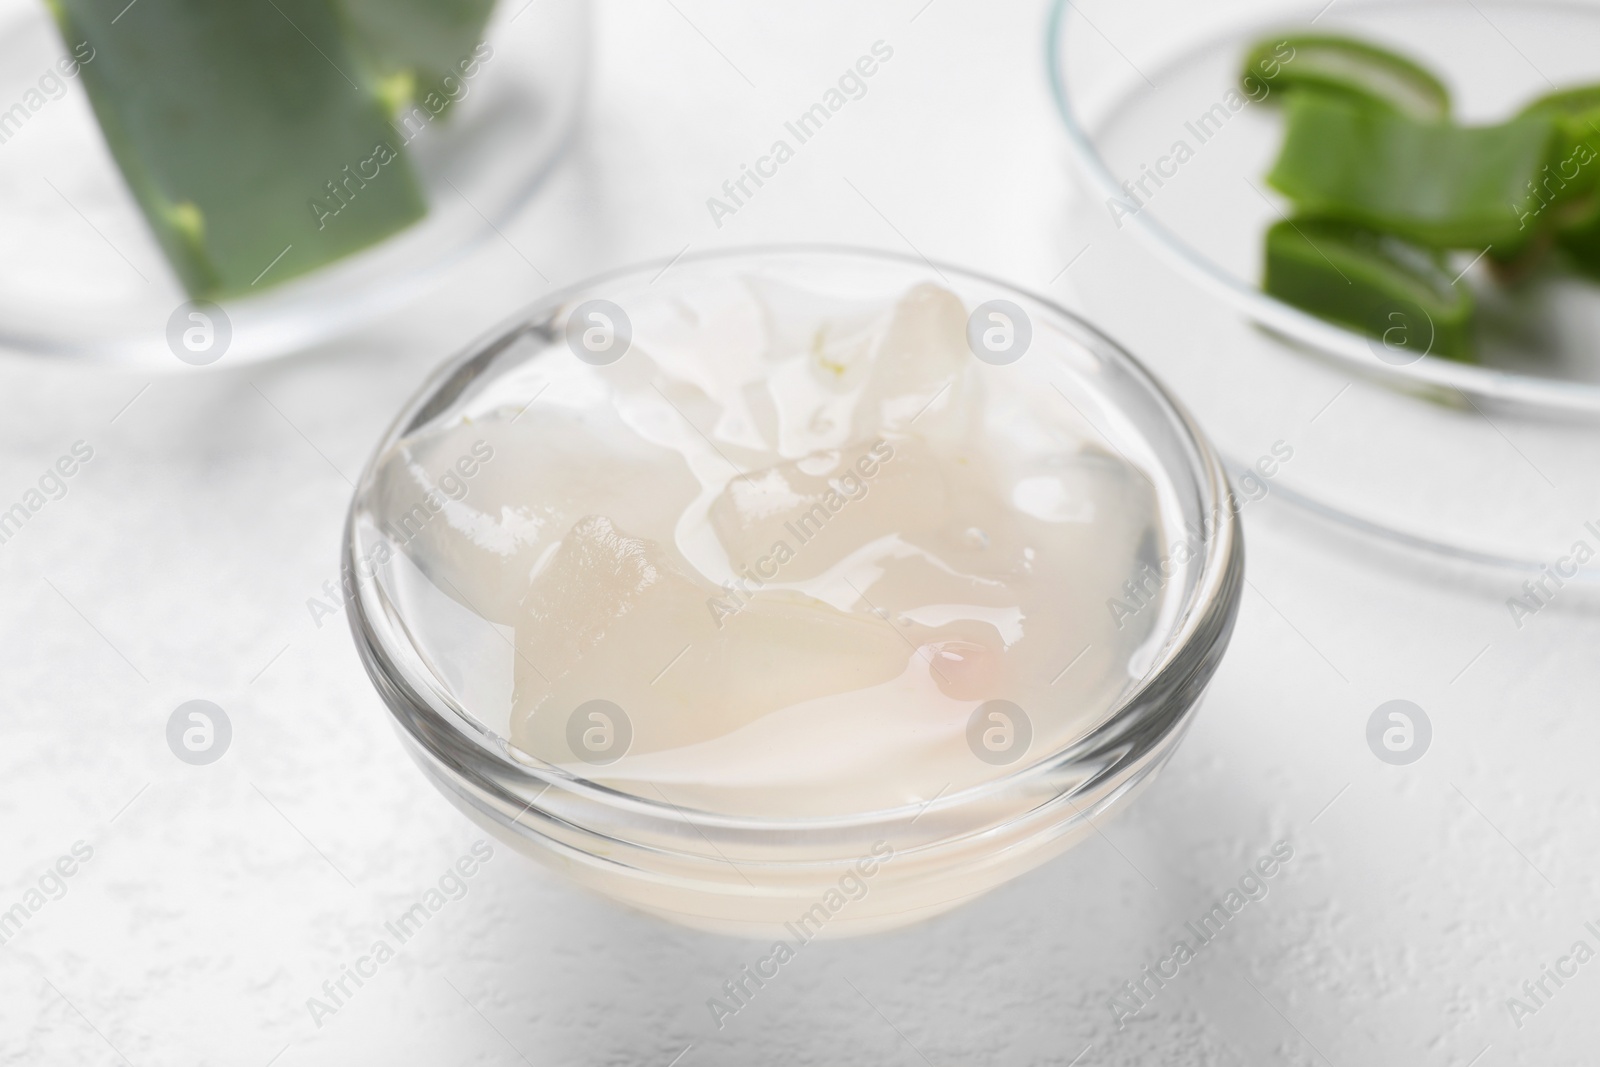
[342,246,1243,937]
[0,0,586,368]
[1049,0,1600,573]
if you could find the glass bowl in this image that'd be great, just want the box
[1050,0,1600,572]
[0,0,586,368]
[342,246,1244,938]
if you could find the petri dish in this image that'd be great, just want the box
[1050,0,1600,574]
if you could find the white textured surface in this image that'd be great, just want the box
[1,1,1596,1064]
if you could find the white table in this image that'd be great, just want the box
[1,1,1592,1064]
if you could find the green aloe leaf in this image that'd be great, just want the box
[51,0,427,299]
[1267,92,1561,252]
[1264,217,1476,363]
[1243,34,1451,121]
[1518,85,1600,276]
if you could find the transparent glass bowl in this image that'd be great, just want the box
[1050,0,1600,573]
[0,0,586,367]
[343,247,1244,938]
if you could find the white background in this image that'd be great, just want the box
[2,0,1597,1064]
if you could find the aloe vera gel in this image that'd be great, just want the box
[364,275,1184,818]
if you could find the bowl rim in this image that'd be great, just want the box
[1045,0,1600,418]
[342,243,1245,840]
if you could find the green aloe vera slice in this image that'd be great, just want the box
[1518,84,1600,207]
[1518,85,1600,276]
[51,0,426,299]
[1267,92,1561,252]
[1263,218,1476,363]
[1521,85,1600,123]
[1243,34,1451,121]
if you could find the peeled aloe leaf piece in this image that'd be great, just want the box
[1243,33,1452,121]
[1267,92,1561,253]
[52,0,427,299]
[1264,217,1477,363]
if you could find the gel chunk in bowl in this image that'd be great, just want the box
[346,248,1242,937]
